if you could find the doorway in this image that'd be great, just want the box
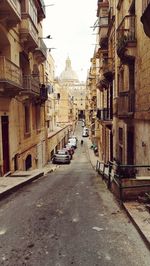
[1,116,10,174]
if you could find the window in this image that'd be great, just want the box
[35,106,41,130]
[118,127,123,144]
[24,104,30,134]
[29,0,37,26]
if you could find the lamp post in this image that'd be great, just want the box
[38,35,52,39]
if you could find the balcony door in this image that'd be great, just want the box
[1,116,10,174]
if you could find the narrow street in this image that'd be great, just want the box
[0,124,149,266]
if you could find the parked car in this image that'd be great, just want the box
[52,150,70,164]
[65,144,74,155]
[62,147,73,159]
[82,131,89,137]
[68,138,77,148]
[82,127,89,137]
[69,135,78,142]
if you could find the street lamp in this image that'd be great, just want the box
[44,4,55,7]
[38,35,52,39]
[47,47,56,52]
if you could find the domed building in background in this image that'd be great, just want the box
[59,57,86,120]
[59,57,79,83]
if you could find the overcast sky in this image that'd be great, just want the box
[43,0,98,82]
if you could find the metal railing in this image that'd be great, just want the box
[96,160,150,201]
[0,56,22,86]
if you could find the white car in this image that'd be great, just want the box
[82,131,89,137]
[70,135,78,142]
[68,138,77,148]
[82,127,89,137]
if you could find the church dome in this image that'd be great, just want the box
[59,57,79,82]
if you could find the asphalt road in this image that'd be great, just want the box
[0,125,150,265]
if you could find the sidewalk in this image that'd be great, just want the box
[85,137,98,170]
[0,163,58,199]
[85,137,150,250]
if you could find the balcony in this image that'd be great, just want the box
[117,15,137,60]
[22,76,48,104]
[37,0,46,21]
[0,56,22,96]
[97,0,109,17]
[20,18,38,50]
[97,77,109,91]
[97,108,112,121]
[98,17,109,44]
[102,58,114,81]
[0,0,21,27]
[33,39,47,63]
[141,0,150,38]
[22,75,40,96]
[118,91,135,118]
[99,36,108,51]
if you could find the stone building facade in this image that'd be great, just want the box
[87,0,150,170]
[0,1,70,175]
[0,0,48,175]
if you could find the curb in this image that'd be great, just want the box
[0,172,44,200]
[44,165,60,175]
[122,203,150,250]
[85,140,97,171]
[0,164,59,201]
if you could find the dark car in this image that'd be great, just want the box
[52,150,70,164]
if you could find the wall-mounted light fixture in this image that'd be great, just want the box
[38,35,52,39]
[47,48,56,52]
[44,4,55,7]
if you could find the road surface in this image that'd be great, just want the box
[0,124,149,265]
